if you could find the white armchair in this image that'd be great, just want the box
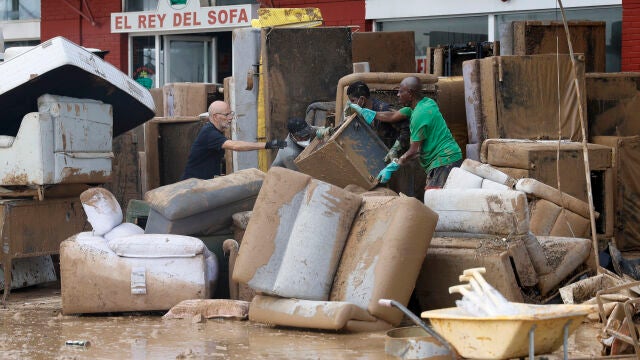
[0,94,112,186]
[60,188,218,314]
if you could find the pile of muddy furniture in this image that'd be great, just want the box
[232,167,438,331]
[462,54,615,242]
[0,94,113,298]
[0,37,155,301]
[60,188,219,314]
[417,159,595,309]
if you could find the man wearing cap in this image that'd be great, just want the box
[182,100,286,180]
[271,117,332,171]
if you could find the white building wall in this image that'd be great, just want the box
[366,0,621,20]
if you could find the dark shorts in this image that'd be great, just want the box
[425,159,463,189]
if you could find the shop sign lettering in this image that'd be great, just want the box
[111,1,257,33]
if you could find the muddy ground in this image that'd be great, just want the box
[1,282,607,360]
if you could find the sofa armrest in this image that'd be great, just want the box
[248,295,378,331]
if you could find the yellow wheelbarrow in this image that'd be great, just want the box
[421,303,596,359]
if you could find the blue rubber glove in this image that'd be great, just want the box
[376,160,400,184]
[347,102,376,125]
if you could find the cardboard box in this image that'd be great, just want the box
[143,117,205,191]
[592,136,640,250]
[104,124,146,215]
[481,140,611,202]
[163,83,219,117]
[587,72,640,137]
[505,21,606,73]
[437,76,469,157]
[295,115,388,190]
[1,197,87,296]
[150,87,164,117]
[352,31,415,72]
[463,54,586,144]
[416,237,524,311]
[262,27,353,165]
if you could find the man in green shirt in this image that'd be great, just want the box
[376,76,462,189]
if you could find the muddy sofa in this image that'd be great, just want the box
[232,167,439,331]
[143,168,265,236]
[60,188,218,314]
[0,94,112,187]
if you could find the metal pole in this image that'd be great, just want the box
[563,320,572,360]
[556,0,600,272]
[529,324,537,360]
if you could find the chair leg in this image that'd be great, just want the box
[2,259,12,307]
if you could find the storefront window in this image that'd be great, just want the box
[214,0,257,4]
[125,0,255,11]
[132,36,157,89]
[496,7,622,72]
[0,0,40,20]
[125,0,157,11]
[377,16,488,56]
[165,36,211,83]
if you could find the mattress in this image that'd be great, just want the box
[0,36,155,137]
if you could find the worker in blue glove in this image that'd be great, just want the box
[271,117,333,171]
[375,76,462,189]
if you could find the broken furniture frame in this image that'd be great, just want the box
[0,186,44,201]
[596,280,640,356]
[1,197,86,305]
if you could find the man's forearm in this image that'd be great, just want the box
[375,110,407,123]
[398,141,422,165]
[223,140,265,151]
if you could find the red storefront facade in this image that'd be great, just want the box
[38,1,638,75]
[40,0,367,75]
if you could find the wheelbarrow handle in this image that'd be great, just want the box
[379,298,456,360]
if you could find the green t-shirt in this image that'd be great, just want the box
[409,97,462,172]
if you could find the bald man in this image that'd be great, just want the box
[182,101,286,180]
[376,76,462,189]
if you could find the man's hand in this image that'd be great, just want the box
[384,140,401,163]
[376,160,400,184]
[315,127,334,139]
[347,101,376,125]
[265,139,287,149]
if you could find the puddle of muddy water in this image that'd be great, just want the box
[0,284,387,360]
[0,283,606,360]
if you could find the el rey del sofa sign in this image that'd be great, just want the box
[111,0,257,33]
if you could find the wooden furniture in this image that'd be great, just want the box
[1,197,86,304]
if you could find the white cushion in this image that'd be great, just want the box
[104,222,144,242]
[443,167,482,189]
[107,234,204,258]
[80,188,123,235]
[0,135,15,148]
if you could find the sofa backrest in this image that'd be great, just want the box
[233,167,362,301]
[330,195,438,325]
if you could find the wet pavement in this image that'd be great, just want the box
[1,282,607,360]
